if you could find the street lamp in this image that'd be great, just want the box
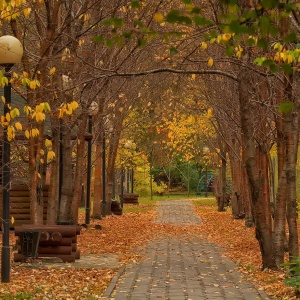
[203,147,210,198]
[101,128,106,217]
[0,35,23,283]
[85,101,98,225]
[101,119,113,217]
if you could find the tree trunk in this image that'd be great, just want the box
[28,119,45,225]
[92,103,104,219]
[106,117,122,214]
[229,153,245,219]
[284,106,299,261]
[71,116,88,223]
[239,72,277,269]
[243,165,254,227]
[273,110,287,266]
[218,157,227,212]
[57,121,73,223]
[93,136,103,219]
[47,117,60,224]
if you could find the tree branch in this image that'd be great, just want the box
[98,68,238,81]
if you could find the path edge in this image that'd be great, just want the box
[102,265,126,298]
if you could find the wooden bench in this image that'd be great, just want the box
[122,193,139,204]
[14,224,81,263]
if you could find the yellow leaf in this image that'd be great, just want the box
[5,112,10,122]
[36,111,45,123]
[236,51,242,58]
[29,80,37,90]
[10,108,20,119]
[201,42,207,50]
[36,103,44,112]
[25,129,30,139]
[45,139,52,148]
[216,35,222,44]
[66,109,72,115]
[1,96,5,104]
[222,33,232,41]
[11,216,14,225]
[31,128,39,137]
[207,108,213,118]
[154,13,163,23]
[69,101,79,111]
[14,122,22,130]
[7,126,15,141]
[191,74,196,80]
[274,52,281,62]
[49,67,56,75]
[37,173,41,179]
[23,71,29,77]
[58,109,63,118]
[40,149,45,156]
[23,7,31,17]
[208,57,214,67]
[24,105,31,115]
[273,42,283,52]
[47,151,56,161]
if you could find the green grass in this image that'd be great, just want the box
[122,193,216,213]
[138,192,215,204]
[192,198,217,207]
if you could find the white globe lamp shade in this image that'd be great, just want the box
[0,35,23,64]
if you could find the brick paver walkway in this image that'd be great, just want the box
[103,200,270,300]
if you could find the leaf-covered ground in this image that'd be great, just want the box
[0,202,296,299]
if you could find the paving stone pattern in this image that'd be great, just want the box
[154,200,201,224]
[104,200,270,300]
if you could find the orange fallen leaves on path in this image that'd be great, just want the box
[0,203,296,299]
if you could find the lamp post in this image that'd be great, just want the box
[0,35,23,283]
[120,166,124,208]
[203,147,210,198]
[205,165,208,197]
[101,118,114,217]
[101,129,106,217]
[85,101,98,225]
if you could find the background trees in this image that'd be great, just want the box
[1,0,300,270]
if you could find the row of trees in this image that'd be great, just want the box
[1,0,300,270]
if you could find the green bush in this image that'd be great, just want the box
[134,169,166,197]
[282,257,300,296]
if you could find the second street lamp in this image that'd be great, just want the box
[0,35,23,283]
[85,101,98,225]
